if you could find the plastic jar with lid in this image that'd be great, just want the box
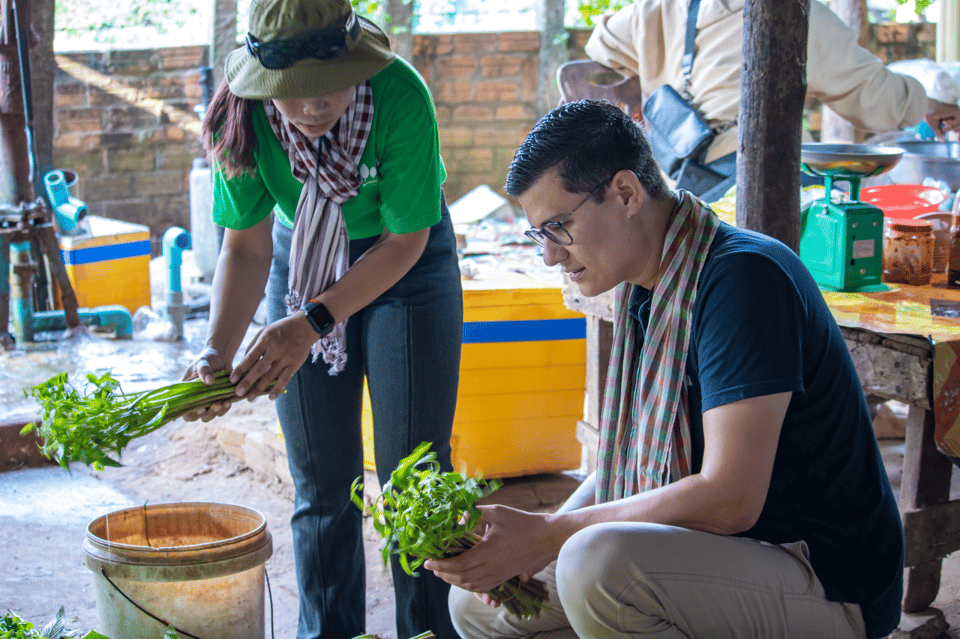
[882,217,935,286]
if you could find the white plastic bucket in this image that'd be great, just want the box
[83,502,273,639]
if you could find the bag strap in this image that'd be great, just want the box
[681,0,702,97]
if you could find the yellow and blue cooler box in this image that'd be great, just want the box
[57,216,152,315]
[363,272,586,478]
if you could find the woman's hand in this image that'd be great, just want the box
[230,311,320,400]
[182,347,236,422]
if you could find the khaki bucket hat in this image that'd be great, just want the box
[225,0,396,100]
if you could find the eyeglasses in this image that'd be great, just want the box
[524,178,610,248]
[245,11,360,70]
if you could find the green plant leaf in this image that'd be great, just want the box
[38,607,64,639]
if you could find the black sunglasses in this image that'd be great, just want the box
[245,12,361,70]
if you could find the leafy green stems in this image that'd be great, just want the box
[0,607,172,639]
[351,632,435,639]
[351,442,549,619]
[23,370,270,471]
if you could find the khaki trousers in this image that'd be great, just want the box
[448,523,868,639]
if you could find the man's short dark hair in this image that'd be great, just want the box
[505,99,668,202]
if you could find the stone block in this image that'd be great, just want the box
[156,145,199,170]
[53,132,86,151]
[97,132,136,149]
[101,199,152,225]
[134,170,186,197]
[53,150,105,179]
[448,147,494,173]
[153,46,207,71]
[434,80,476,104]
[453,33,498,55]
[451,105,496,122]
[497,32,539,53]
[84,174,134,200]
[107,106,160,131]
[439,126,475,147]
[433,34,454,56]
[438,55,479,78]
[108,148,156,173]
[54,82,88,107]
[242,430,276,477]
[520,57,538,100]
[0,420,55,472]
[57,108,102,134]
[472,123,523,148]
[494,104,537,122]
[148,126,191,143]
[475,79,518,103]
[480,54,525,79]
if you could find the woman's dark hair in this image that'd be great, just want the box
[201,79,258,179]
[505,99,668,201]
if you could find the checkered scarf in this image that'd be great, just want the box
[264,82,373,374]
[595,191,720,502]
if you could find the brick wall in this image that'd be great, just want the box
[49,24,937,251]
[53,47,208,255]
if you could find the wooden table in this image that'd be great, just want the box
[562,276,960,626]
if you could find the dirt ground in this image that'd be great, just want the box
[4,400,960,639]
[0,396,581,639]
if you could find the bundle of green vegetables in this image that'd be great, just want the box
[22,370,266,471]
[351,632,434,639]
[351,442,549,619]
[0,607,169,639]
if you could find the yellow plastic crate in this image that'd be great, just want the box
[362,272,586,478]
[57,216,152,315]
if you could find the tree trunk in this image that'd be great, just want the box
[736,0,809,253]
[536,0,566,117]
[28,0,52,191]
[820,0,867,143]
[387,0,414,63]
[0,0,33,205]
[210,0,237,90]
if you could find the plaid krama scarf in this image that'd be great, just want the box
[265,82,373,374]
[596,191,720,502]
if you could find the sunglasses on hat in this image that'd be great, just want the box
[245,10,361,70]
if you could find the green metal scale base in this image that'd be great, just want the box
[798,144,903,293]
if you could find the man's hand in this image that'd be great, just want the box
[925,98,960,139]
[424,505,557,594]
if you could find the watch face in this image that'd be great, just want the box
[305,301,335,336]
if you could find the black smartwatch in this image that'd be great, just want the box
[302,299,336,337]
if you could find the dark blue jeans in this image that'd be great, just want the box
[268,202,463,639]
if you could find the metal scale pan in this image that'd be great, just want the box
[800,143,904,191]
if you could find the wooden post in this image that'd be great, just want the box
[735,0,809,252]
[938,0,960,64]
[536,0,566,117]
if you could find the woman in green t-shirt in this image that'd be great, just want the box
[184,0,463,637]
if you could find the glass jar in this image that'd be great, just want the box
[882,218,934,286]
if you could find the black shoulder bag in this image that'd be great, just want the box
[640,0,716,182]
